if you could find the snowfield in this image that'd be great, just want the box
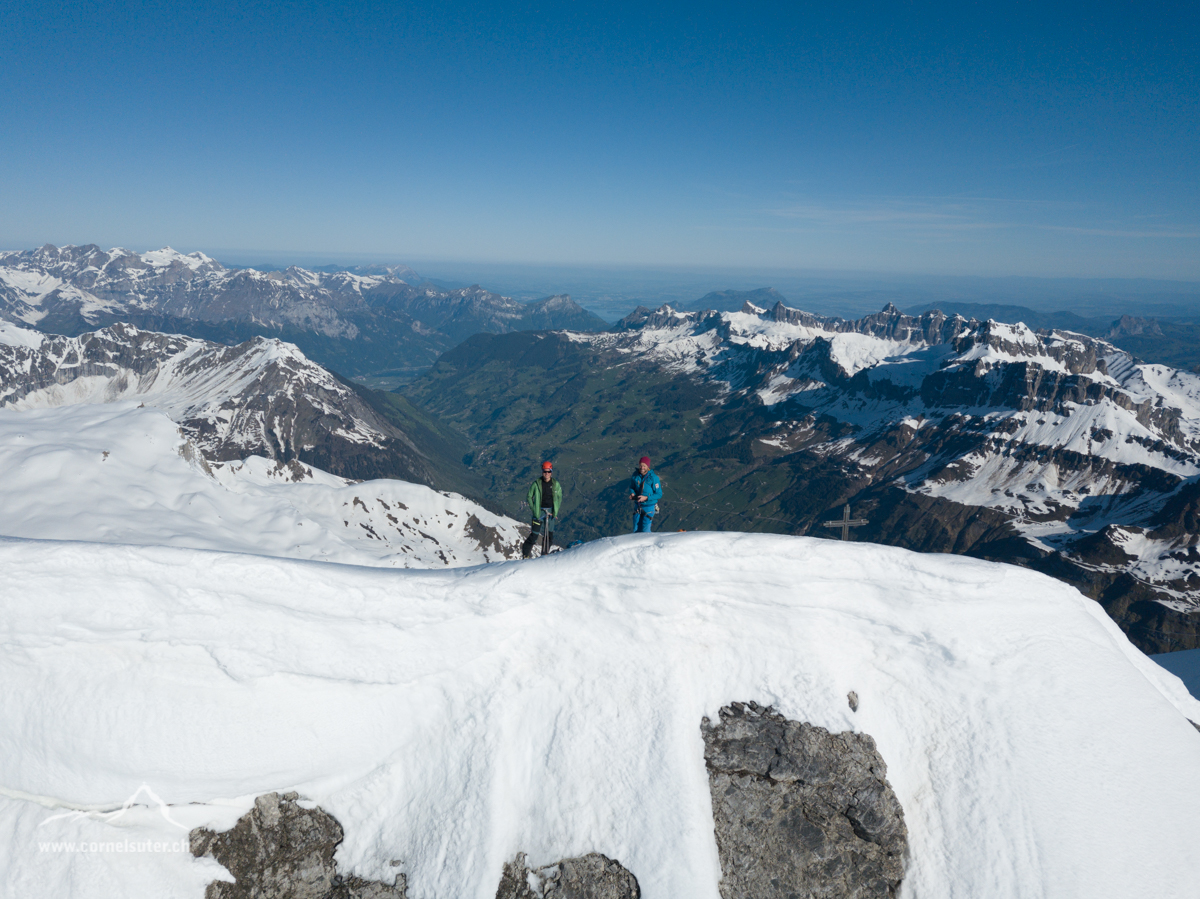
[0,402,523,567]
[1,533,1198,898]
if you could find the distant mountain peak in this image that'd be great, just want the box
[0,243,607,378]
[0,321,466,491]
[1107,315,1163,339]
[689,287,787,313]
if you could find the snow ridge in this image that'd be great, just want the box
[0,322,392,462]
[0,403,521,567]
[0,321,526,566]
[1,533,1197,897]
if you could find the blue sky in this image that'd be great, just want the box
[1,1,1197,277]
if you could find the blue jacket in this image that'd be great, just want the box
[630,469,663,513]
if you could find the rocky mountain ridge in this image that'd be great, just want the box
[612,303,1200,642]
[405,301,1200,650]
[685,286,789,312]
[0,320,480,493]
[903,300,1200,373]
[0,244,608,377]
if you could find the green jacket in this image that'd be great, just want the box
[527,476,563,520]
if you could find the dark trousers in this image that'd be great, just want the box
[521,513,554,557]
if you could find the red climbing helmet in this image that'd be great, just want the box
[542,461,553,471]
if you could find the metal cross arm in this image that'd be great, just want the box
[822,504,869,540]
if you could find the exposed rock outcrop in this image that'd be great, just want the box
[190,792,406,899]
[702,701,907,898]
[0,324,475,488]
[495,852,640,899]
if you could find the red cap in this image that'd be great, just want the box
[542,461,553,471]
[639,456,651,466]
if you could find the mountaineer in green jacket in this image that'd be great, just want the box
[522,460,563,558]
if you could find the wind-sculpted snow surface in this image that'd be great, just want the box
[0,403,521,566]
[1,534,1198,897]
[599,302,1200,623]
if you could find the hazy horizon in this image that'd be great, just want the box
[11,239,1200,323]
[2,2,1196,279]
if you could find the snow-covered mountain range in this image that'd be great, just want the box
[564,301,1200,642]
[0,244,607,376]
[624,303,1200,609]
[4,246,1198,647]
[0,320,523,565]
[0,295,1197,895]
[0,321,436,481]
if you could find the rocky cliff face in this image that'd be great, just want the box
[495,853,641,899]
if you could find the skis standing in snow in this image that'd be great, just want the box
[522,461,562,558]
[629,456,663,533]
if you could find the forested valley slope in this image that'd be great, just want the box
[403,301,1200,652]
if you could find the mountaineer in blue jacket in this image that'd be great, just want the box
[629,455,663,533]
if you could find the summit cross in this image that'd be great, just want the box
[822,504,869,541]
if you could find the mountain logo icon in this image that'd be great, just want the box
[39,784,188,831]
